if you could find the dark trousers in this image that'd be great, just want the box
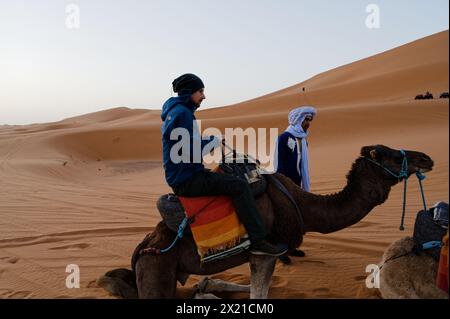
[173,170,267,242]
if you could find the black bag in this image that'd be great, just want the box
[413,202,448,261]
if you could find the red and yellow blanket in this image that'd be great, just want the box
[178,195,247,258]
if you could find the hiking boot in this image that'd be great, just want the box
[278,255,291,265]
[250,240,288,257]
[290,249,306,257]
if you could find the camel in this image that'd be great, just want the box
[415,91,435,100]
[97,144,434,299]
[377,236,447,299]
[423,91,434,99]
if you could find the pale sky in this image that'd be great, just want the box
[0,0,448,125]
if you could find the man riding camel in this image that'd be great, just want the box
[161,73,287,257]
[276,106,317,263]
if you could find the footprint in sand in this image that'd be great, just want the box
[313,287,330,296]
[87,280,99,288]
[301,260,326,265]
[270,275,289,288]
[7,291,33,299]
[0,267,8,278]
[0,289,33,299]
[0,289,13,298]
[0,256,20,264]
[354,275,367,281]
[49,243,90,251]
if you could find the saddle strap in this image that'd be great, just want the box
[266,174,305,234]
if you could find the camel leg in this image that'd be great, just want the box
[192,277,250,299]
[135,253,178,299]
[193,291,221,299]
[249,255,276,299]
[194,277,250,296]
[198,277,250,293]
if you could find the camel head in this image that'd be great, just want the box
[360,145,434,179]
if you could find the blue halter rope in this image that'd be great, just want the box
[364,149,428,231]
[159,217,188,253]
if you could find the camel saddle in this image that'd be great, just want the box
[156,162,267,235]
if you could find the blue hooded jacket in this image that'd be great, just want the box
[161,95,218,188]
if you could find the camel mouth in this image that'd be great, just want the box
[417,167,433,173]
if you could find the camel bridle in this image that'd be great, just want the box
[362,149,428,231]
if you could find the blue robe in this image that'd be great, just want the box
[275,131,305,187]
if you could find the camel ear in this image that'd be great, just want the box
[361,145,380,158]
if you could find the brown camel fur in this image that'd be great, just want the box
[378,236,447,299]
[97,144,434,299]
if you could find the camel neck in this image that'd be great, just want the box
[301,157,397,234]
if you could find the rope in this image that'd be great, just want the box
[364,149,429,231]
[266,174,305,235]
[416,171,428,212]
[139,217,188,255]
[399,150,409,231]
[379,240,442,270]
[422,241,442,250]
[160,217,188,253]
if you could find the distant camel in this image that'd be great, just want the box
[415,91,434,100]
[424,91,434,99]
[440,92,449,99]
[97,145,434,299]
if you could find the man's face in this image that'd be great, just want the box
[301,116,313,131]
[191,88,206,107]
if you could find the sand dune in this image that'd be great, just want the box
[0,30,448,299]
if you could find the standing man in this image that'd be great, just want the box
[161,73,287,257]
[275,106,317,263]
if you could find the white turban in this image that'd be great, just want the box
[287,106,317,129]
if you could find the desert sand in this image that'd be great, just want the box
[0,30,448,299]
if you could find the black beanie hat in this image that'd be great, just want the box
[172,73,204,95]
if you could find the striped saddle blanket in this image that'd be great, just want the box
[178,195,250,261]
